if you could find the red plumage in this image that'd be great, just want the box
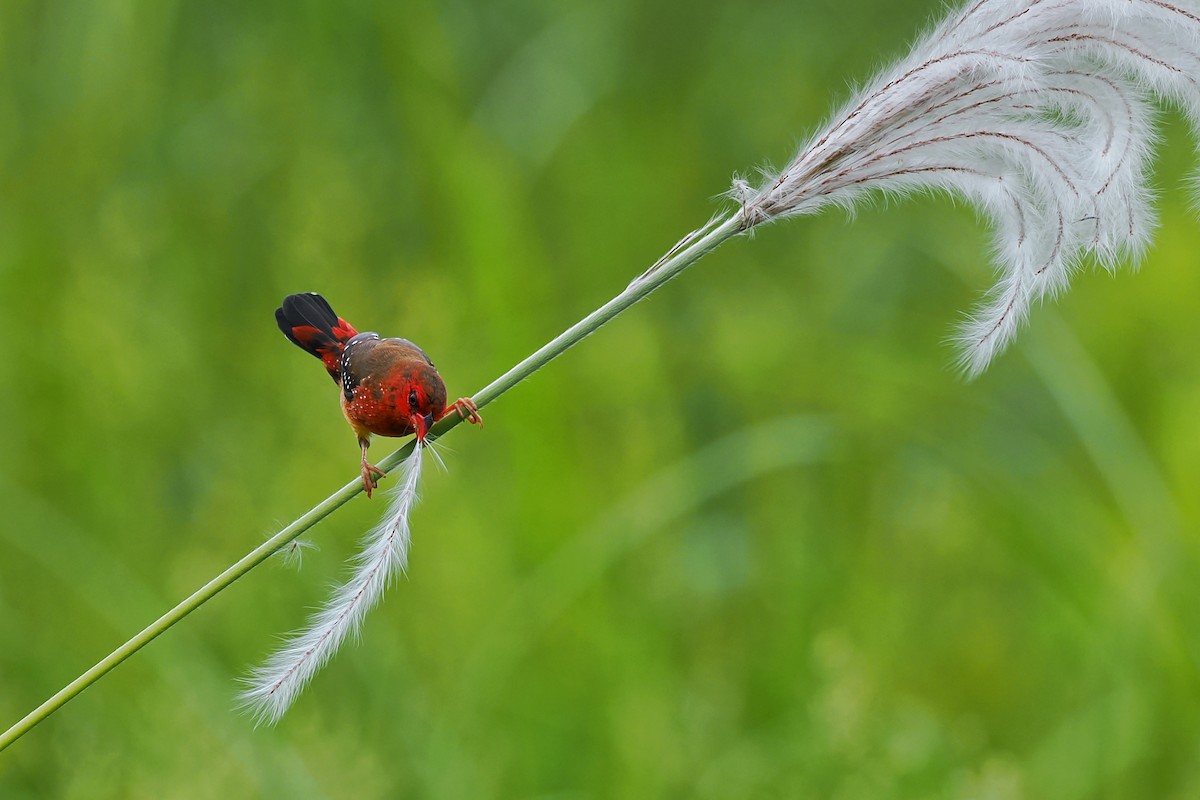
[276,293,481,497]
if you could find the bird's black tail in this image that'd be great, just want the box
[275,293,359,381]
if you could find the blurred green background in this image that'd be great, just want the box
[3,0,1200,796]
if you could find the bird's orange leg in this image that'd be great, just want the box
[441,397,483,427]
[359,437,386,498]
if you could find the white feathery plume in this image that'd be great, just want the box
[732,0,1200,375]
[276,537,318,570]
[239,441,425,725]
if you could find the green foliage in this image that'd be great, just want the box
[2,0,1200,796]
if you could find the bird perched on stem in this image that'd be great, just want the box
[275,292,481,497]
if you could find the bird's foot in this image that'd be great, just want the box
[361,460,386,498]
[447,397,483,427]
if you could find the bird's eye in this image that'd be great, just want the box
[408,388,419,409]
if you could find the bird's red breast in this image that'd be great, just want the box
[337,333,449,439]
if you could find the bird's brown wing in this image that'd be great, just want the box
[340,335,435,400]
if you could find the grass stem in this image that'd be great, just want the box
[0,211,743,752]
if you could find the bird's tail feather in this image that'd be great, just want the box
[275,293,358,381]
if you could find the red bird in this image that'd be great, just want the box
[275,292,481,497]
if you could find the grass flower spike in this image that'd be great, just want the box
[240,441,426,725]
[734,0,1200,374]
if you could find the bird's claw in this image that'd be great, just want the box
[361,461,386,498]
[450,397,483,427]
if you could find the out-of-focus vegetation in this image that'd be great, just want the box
[2,0,1200,796]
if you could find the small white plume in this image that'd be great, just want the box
[240,441,425,725]
[733,0,1200,374]
[277,537,317,570]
